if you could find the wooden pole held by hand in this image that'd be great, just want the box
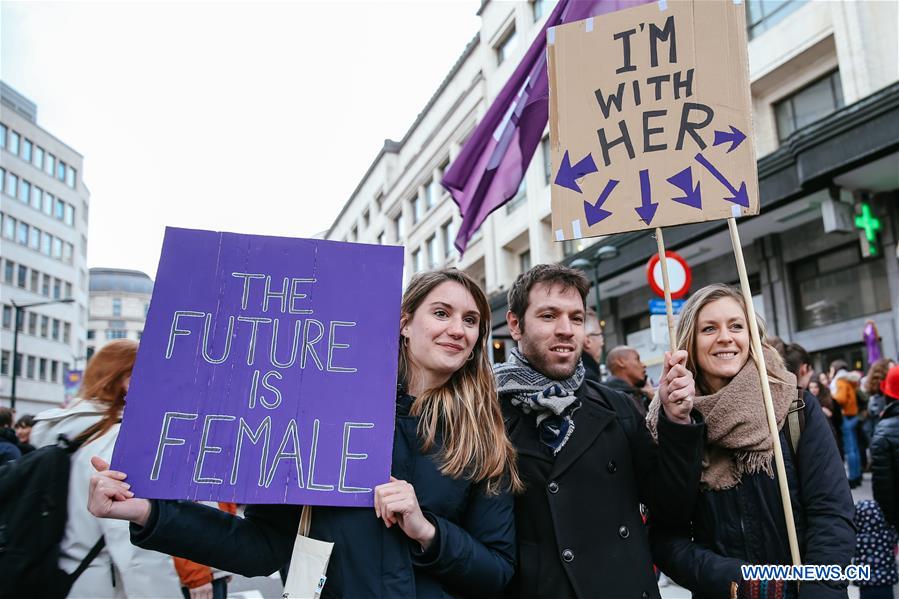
[654,227,677,353]
[727,217,801,566]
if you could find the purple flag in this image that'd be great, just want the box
[443,0,652,254]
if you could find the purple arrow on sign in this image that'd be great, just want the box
[554,151,598,193]
[667,166,701,209]
[713,125,746,154]
[583,179,619,226]
[695,153,749,207]
[635,169,658,226]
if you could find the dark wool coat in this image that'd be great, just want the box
[131,395,516,598]
[651,393,856,599]
[503,380,705,599]
[871,400,899,530]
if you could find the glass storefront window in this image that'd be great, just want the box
[792,244,891,330]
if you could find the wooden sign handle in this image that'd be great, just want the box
[654,227,677,353]
[727,217,802,566]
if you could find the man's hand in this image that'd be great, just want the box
[189,582,213,599]
[373,477,436,551]
[87,456,151,526]
[658,350,694,424]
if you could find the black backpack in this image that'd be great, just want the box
[0,424,106,599]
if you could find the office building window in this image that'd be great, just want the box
[395,213,406,241]
[67,166,76,188]
[113,298,122,316]
[63,242,73,264]
[496,25,518,65]
[3,260,12,284]
[19,180,30,204]
[441,220,456,259]
[41,315,48,338]
[533,0,554,20]
[52,319,60,341]
[41,273,50,296]
[64,204,74,226]
[29,268,38,291]
[0,167,4,193]
[41,232,51,256]
[542,136,552,184]
[43,192,53,216]
[44,153,55,176]
[28,313,37,335]
[792,244,891,330]
[87,329,95,340]
[33,145,44,169]
[52,237,62,259]
[14,353,22,375]
[106,329,127,340]
[17,264,27,288]
[0,351,8,376]
[412,249,423,273]
[65,282,72,298]
[520,250,532,274]
[29,226,40,250]
[56,159,66,182]
[16,222,27,245]
[25,355,35,379]
[63,322,71,343]
[55,198,65,220]
[5,171,16,196]
[746,0,807,39]
[2,214,13,240]
[51,360,59,382]
[22,139,32,163]
[53,278,61,299]
[31,185,41,210]
[9,131,19,155]
[2,306,11,329]
[506,178,528,214]
[424,179,435,210]
[411,196,422,224]
[775,71,843,142]
[39,358,47,381]
[0,124,6,149]
[426,235,438,268]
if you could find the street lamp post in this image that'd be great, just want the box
[9,298,75,411]
[571,245,620,362]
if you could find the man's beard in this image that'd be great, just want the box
[519,337,582,381]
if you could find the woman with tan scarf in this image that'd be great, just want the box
[647,284,855,599]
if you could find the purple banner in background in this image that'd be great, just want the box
[112,227,404,506]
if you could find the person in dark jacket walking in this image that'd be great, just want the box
[0,407,22,462]
[87,268,522,599]
[871,364,899,530]
[497,264,705,599]
[604,345,654,416]
[649,284,855,599]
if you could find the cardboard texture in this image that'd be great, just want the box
[548,0,759,240]
[111,227,404,506]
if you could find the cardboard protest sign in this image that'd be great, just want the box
[112,227,404,507]
[548,0,758,240]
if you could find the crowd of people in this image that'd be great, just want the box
[2,263,896,598]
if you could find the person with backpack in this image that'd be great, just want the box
[29,339,180,598]
[647,284,855,599]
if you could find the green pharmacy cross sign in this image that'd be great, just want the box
[855,202,882,257]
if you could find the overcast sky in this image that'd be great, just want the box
[1,0,481,278]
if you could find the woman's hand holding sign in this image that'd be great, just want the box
[658,350,695,424]
[88,456,152,527]
[374,476,436,551]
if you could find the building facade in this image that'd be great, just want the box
[327,0,898,376]
[86,268,153,360]
[0,82,91,416]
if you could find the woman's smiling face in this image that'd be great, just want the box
[694,297,750,393]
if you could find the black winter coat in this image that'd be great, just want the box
[871,400,899,529]
[504,380,705,599]
[651,393,855,599]
[131,395,516,598]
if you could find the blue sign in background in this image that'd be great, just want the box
[648,299,685,315]
[112,227,404,507]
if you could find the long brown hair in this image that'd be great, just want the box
[675,284,787,395]
[399,269,522,494]
[80,339,138,443]
[866,358,894,395]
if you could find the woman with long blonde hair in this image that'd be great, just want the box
[647,284,854,599]
[87,269,520,598]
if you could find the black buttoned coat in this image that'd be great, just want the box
[503,380,704,599]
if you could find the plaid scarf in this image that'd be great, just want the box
[494,348,585,455]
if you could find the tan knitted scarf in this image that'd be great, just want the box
[646,348,797,491]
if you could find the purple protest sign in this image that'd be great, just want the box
[111,227,404,507]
